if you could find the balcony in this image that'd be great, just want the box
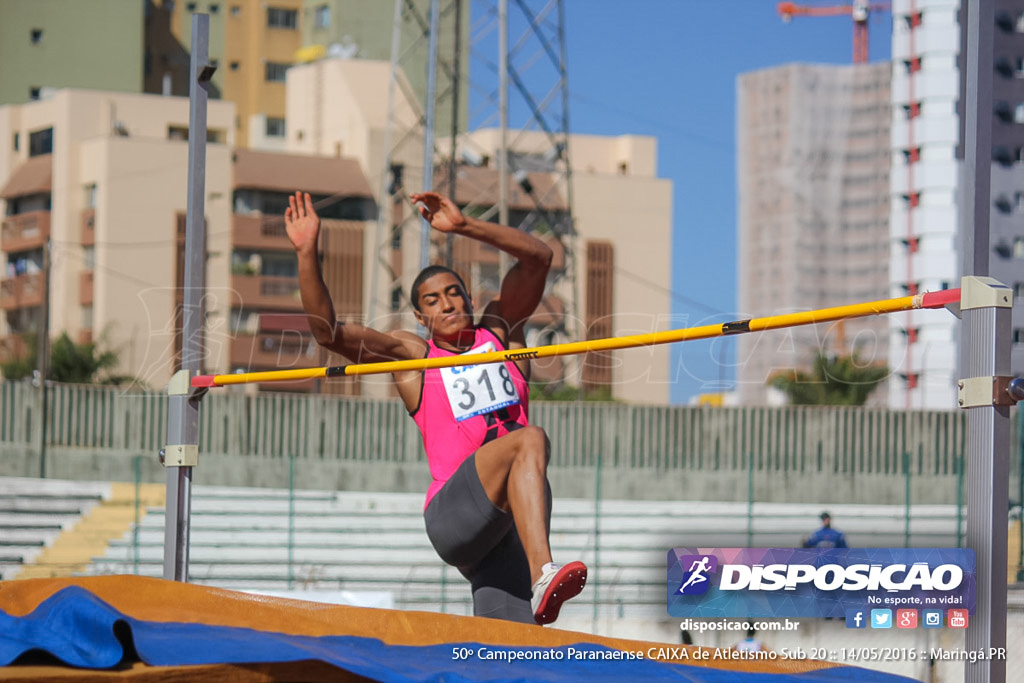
[229,332,319,371]
[230,274,302,309]
[0,335,29,365]
[0,273,44,311]
[81,209,95,246]
[232,214,291,250]
[80,271,93,306]
[1,211,50,253]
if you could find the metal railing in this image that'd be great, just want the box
[0,381,986,477]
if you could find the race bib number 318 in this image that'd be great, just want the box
[439,342,521,421]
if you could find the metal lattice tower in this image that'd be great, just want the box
[374,0,580,376]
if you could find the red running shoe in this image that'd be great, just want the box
[531,561,587,625]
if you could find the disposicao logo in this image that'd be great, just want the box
[675,554,718,596]
[667,548,976,619]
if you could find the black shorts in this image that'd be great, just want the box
[423,454,533,622]
[424,454,515,569]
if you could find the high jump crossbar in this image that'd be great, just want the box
[192,288,961,389]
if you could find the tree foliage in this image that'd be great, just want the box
[1,331,127,385]
[769,353,888,406]
[529,382,616,402]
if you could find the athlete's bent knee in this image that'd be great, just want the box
[517,425,550,465]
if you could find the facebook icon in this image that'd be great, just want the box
[845,609,867,629]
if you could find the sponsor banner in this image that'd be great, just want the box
[667,548,975,618]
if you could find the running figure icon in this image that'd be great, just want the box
[678,556,712,593]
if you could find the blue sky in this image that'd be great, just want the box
[559,1,893,403]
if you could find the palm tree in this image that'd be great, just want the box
[770,353,888,406]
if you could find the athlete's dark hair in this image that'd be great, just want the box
[410,265,470,311]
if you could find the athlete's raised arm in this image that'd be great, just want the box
[411,191,552,342]
[286,191,425,363]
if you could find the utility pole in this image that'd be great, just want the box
[36,239,50,478]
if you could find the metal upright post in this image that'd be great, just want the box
[958,278,1011,683]
[420,0,441,271]
[959,1,1005,681]
[162,13,215,582]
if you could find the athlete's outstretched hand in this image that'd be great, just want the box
[285,191,320,254]
[411,192,467,234]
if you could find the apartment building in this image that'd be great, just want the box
[0,89,374,393]
[284,58,673,403]
[888,0,1024,409]
[736,62,893,406]
[0,0,144,104]
[154,0,304,149]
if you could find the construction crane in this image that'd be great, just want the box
[777,0,891,64]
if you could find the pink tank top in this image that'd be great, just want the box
[412,327,530,508]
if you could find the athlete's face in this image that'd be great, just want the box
[414,272,473,341]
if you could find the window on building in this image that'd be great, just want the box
[315,4,330,28]
[995,100,1013,122]
[209,3,219,13]
[265,117,286,138]
[1015,283,1024,300]
[997,11,1014,32]
[1016,103,1024,124]
[12,132,18,152]
[1014,329,1024,345]
[267,7,298,28]
[168,125,189,141]
[230,5,240,15]
[28,127,52,156]
[30,28,42,44]
[1017,12,1024,33]
[229,307,257,333]
[84,183,97,209]
[265,62,289,82]
[81,305,93,331]
[29,86,41,100]
[1016,191,1024,212]
[83,246,95,270]
[995,146,1015,166]
[186,1,196,11]
[230,61,240,71]
[1014,237,1024,259]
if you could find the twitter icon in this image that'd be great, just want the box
[871,609,892,629]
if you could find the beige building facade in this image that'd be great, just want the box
[1,62,672,404]
[285,58,673,403]
[736,63,892,405]
[0,90,236,389]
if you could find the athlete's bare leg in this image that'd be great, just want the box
[473,425,552,584]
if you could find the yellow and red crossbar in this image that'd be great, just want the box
[191,289,961,388]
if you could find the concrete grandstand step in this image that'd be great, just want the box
[108,530,436,548]
[0,498,102,514]
[190,486,425,511]
[0,477,110,498]
[138,511,430,532]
